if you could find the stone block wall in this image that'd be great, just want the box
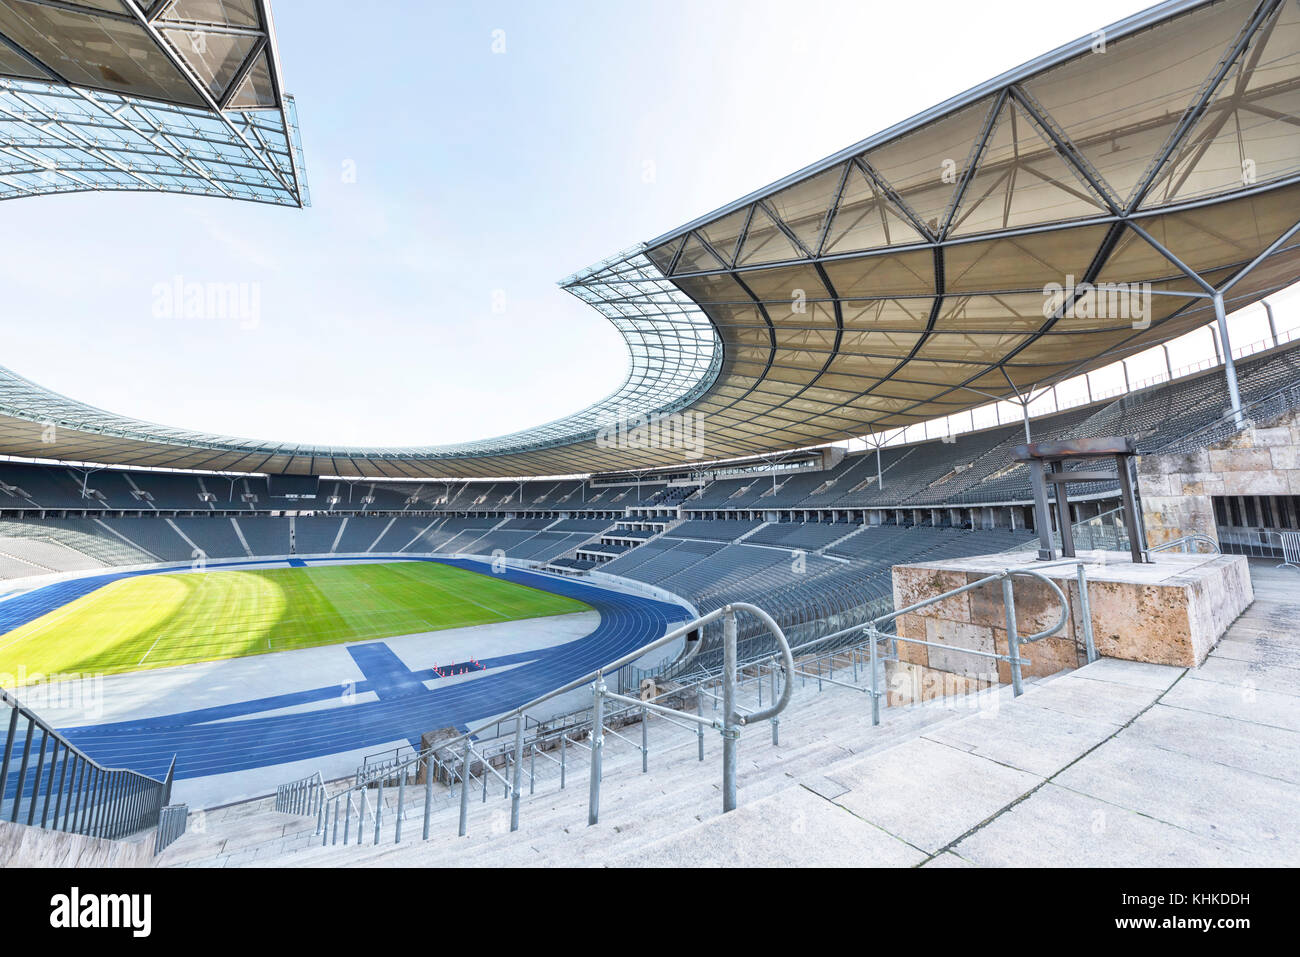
[891,566,1084,685]
[1138,408,1300,546]
[891,553,1252,682]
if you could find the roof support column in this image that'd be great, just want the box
[1213,291,1245,429]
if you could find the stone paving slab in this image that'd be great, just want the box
[1190,653,1300,697]
[1008,672,1164,726]
[1066,656,1186,691]
[1121,704,1300,786]
[625,784,926,867]
[1051,737,1298,865]
[828,737,1041,854]
[924,702,1121,778]
[951,783,1261,868]
[1210,635,1300,669]
[801,774,850,801]
[1159,673,1300,732]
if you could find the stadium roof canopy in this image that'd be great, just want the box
[0,0,307,205]
[0,0,1297,478]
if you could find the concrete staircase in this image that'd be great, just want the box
[156,664,1062,868]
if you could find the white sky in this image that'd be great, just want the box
[0,0,1294,449]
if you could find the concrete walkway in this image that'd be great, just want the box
[639,560,1298,866]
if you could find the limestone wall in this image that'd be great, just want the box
[1138,408,1300,546]
[890,552,1252,679]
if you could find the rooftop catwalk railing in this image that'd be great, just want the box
[284,557,1102,853]
[0,687,174,841]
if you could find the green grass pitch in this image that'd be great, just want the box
[0,561,590,681]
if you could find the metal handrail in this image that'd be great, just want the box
[715,558,1090,712]
[308,601,793,846]
[290,560,1100,852]
[1143,534,1221,556]
[154,804,187,855]
[276,771,325,816]
[0,686,174,841]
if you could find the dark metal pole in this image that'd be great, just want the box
[1117,454,1145,564]
[1051,463,1076,559]
[1028,460,1055,561]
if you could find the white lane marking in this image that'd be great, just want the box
[138,634,164,665]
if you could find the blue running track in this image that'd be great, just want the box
[1,558,690,783]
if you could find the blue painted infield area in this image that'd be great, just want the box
[1,558,689,783]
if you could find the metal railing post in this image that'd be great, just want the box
[395,771,406,844]
[1076,563,1098,664]
[641,705,648,773]
[696,695,705,761]
[107,771,121,838]
[587,674,605,826]
[69,759,85,834]
[12,718,33,824]
[40,741,58,829]
[458,739,471,837]
[721,607,739,814]
[1002,576,1025,696]
[869,628,881,725]
[28,730,47,827]
[0,706,16,821]
[510,713,524,832]
[423,757,434,841]
[771,664,780,744]
[52,746,69,832]
[560,734,567,789]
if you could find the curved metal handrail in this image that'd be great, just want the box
[1143,534,1221,556]
[1005,569,1070,643]
[295,559,1105,852]
[725,602,794,726]
[313,600,793,845]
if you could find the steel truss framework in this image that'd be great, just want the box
[0,0,1297,478]
[0,0,308,205]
